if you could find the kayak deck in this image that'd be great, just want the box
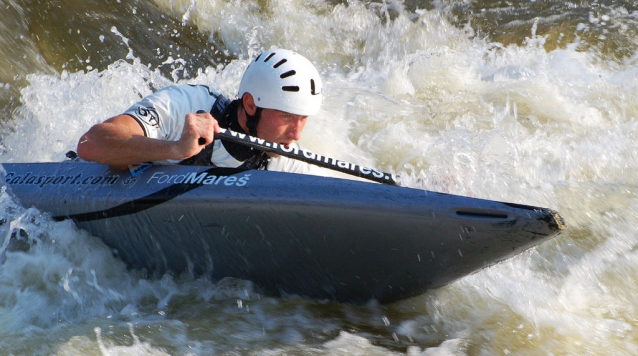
[2,162,565,303]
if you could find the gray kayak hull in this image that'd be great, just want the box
[1,162,564,303]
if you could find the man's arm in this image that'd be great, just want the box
[76,112,220,167]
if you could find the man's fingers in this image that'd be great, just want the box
[195,110,209,145]
[187,110,218,146]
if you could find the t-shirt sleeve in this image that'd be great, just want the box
[123,85,222,140]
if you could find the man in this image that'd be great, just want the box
[77,49,323,173]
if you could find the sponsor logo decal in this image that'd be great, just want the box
[120,176,138,187]
[5,169,250,189]
[4,172,120,188]
[147,171,251,187]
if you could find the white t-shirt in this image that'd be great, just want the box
[123,84,326,175]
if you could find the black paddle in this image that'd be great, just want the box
[198,129,397,186]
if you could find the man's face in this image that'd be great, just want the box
[257,108,308,149]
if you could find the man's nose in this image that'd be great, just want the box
[287,120,303,141]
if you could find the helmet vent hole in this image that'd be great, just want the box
[254,54,262,62]
[280,70,296,79]
[282,86,300,92]
[311,79,317,95]
[264,53,276,62]
[274,59,288,68]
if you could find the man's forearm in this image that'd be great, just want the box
[77,122,182,166]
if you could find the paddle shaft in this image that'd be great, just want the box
[202,129,397,186]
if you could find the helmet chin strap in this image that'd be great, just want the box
[245,107,262,137]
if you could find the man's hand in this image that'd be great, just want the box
[176,111,221,158]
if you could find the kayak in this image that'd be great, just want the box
[1,161,565,304]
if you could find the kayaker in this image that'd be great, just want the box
[76,49,323,173]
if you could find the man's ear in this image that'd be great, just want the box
[242,93,257,116]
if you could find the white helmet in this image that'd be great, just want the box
[238,49,323,116]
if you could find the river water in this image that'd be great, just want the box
[1,0,637,354]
